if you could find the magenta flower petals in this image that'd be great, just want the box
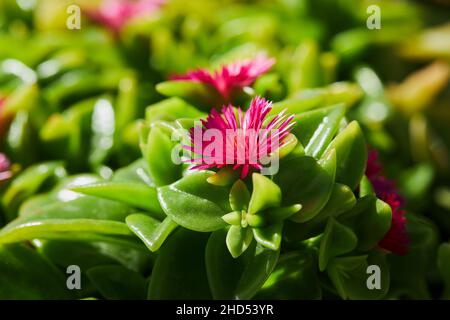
[185,96,294,179]
[0,153,12,182]
[366,150,409,255]
[172,56,275,101]
[87,0,164,32]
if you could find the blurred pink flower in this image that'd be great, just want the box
[87,0,164,32]
[366,150,409,255]
[172,56,275,102]
[0,153,12,182]
[185,96,294,179]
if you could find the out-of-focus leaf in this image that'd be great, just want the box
[148,229,211,299]
[87,265,147,300]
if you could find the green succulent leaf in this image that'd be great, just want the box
[287,40,322,92]
[360,175,375,197]
[0,178,142,249]
[248,173,281,214]
[0,244,74,299]
[304,104,346,158]
[148,229,211,299]
[145,97,204,123]
[256,250,322,299]
[437,243,450,299]
[87,265,147,300]
[206,229,279,300]
[226,225,254,258]
[325,121,367,190]
[157,171,231,232]
[36,240,152,274]
[252,222,283,251]
[156,80,223,110]
[356,198,392,251]
[112,158,154,185]
[290,105,344,152]
[319,217,358,271]
[2,161,66,220]
[284,183,356,242]
[229,179,250,212]
[71,182,165,220]
[275,155,334,222]
[222,211,242,225]
[327,252,390,300]
[388,213,438,299]
[126,214,178,252]
[142,126,182,187]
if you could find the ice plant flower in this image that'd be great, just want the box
[86,0,164,32]
[172,56,275,102]
[0,153,12,182]
[184,96,295,179]
[366,150,409,255]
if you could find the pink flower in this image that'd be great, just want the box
[86,0,164,32]
[0,153,12,182]
[366,150,409,255]
[172,56,275,102]
[184,96,294,179]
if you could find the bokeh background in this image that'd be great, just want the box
[0,0,449,299]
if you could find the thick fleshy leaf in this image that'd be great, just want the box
[5,110,36,165]
[0,244,74,299]
[126,214,178,252]
[319,217,357,271]
[327,252,390,300]
[318,147,337,178]
[248,173,281,214]
[205,229,279,300]
[89,97,115,168]
[275,155,334,222]
[304,104,346,158]
[253,222,283,251]
[148,229,211,299]
[156,80,223,110]
[270,82,362,116]
[2,161,66,220]
[87,265,147,300]
[226,225,253,258]
[388,213,438,299]
[157,171,230,232]
[112,158,153,185]
[290,105,345,150]
[35,240,153,274]
[360,175,375,197]
[71,182,165,220]
[287,40,322,92]
[437,243,450,299]
[353,66,391,126]
[142,126,182,187]
[325,121,367,190]
[284,183,356,242]
[0,187,142,249]
[270,89,326,115]
[229,179,250,212]
[356,198,392,251]
[145,97,204,123]
[256,250,322,299]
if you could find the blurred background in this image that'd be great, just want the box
[0,0,449,299]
